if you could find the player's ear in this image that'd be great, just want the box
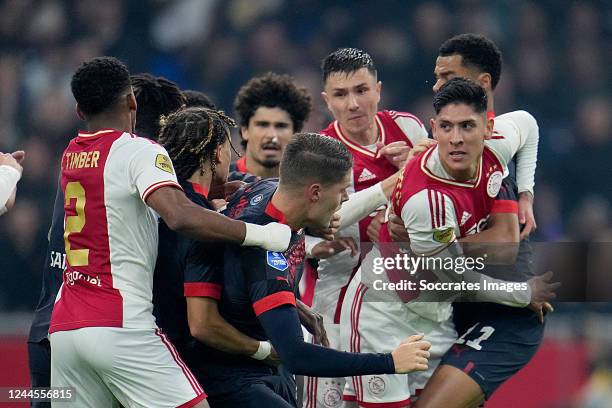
[484,116,494,140]
[240,126,249,143]
[375,81,382,100]
[477,72,492,92]
[430,118,439,141]
[307,183,321,202]
[322,91,333,110]
[127,93,137,112]
[75,104,85,120]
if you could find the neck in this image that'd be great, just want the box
[86,113,131,134]
[245,152,279,179]
[187,168,212,194]
[486,89,495,113]
[339,119,378,146]
[270,187,305,230]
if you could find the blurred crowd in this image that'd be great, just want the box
[0,0,609,313]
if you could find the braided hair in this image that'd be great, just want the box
[158,107,236,180]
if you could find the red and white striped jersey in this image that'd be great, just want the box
[49,129,182,334]
[321,110,428,242]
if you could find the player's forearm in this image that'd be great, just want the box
[338,182,387,230]
[259,305,394,377]
[172,203,247,244]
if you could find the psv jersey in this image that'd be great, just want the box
[49,129,182,334]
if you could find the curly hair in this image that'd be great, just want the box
[158,107,236,180]
[183,89,216,109]
[71,56,131,116]
[321,48,377,83]
[234,72,311,137]
[439,34,503,89]
[131,73,186,140]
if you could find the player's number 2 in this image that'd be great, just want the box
[64,181,89,267]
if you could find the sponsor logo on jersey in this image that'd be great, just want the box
[267,251,288,271]
[460,211,472,227]
[358,167,376,183]
[155,154,175,174]
[486,170,503,198]
[250,194,263,205]
[433,227,455,243]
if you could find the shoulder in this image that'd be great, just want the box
[225,179,278,221]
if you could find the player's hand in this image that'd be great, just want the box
[518,192,537,240]
[391,333,431,373]
[388,213,410,247]
[527,271,560,305]
[0,151,23,174]
[366,209,386,243]
[406,139,437,164]
[297,300,330,348]
[264,346,282,367]
[529,301,554,324]
[209,180,246,200]
[311,236,358,259]
[376,141,411,169]
[245,222,291,251]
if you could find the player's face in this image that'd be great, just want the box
[433,55,481,93]
[214,133,232,184]
[242,107,294,168]
[322,68,381,136]
[307,171,352,230]
[431,103,493,181]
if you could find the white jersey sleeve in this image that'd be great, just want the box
[401,189,531,307]
[486,110,539,195]
[394,114,429,146]
[401,189,459,256]
[0,165,20,214]
[126,142,181,202]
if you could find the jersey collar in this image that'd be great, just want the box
[332,114,385,158]
[190,182,209,199]
[77,128,118,138]
[236,156,248,173]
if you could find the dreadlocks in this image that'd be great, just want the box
[158,107,236,180]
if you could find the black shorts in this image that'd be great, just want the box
[194,363,297,408]
[27,339,51,408]
[440,303,545,399]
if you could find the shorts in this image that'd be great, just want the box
[50,327,206,408]
[303,317,346,408]
[440,303,545,399]
[339,271,457,407]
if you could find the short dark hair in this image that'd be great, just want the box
[131,73,186,140]
[439,34,502,89]
[158,107,236,180]
[321,48,377,83]
[71,56,131,116]
[433,78,488,115]
[234,72,311,138]
[280,133,352,188]
[183,90,216,109]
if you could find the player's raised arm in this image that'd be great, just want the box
[146,186,290,251]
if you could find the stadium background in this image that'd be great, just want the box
[0,0,609,406]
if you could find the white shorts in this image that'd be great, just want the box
[302,317,347,408]
[50,327,206,408]
[339,271,457,406]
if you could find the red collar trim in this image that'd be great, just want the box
[236,156,248,173]
[265,200,287,224]
[486,111,496,120]
[190,182,209,199]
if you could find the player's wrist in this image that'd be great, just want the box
[242,222,291,251]
[250,341,272,360]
